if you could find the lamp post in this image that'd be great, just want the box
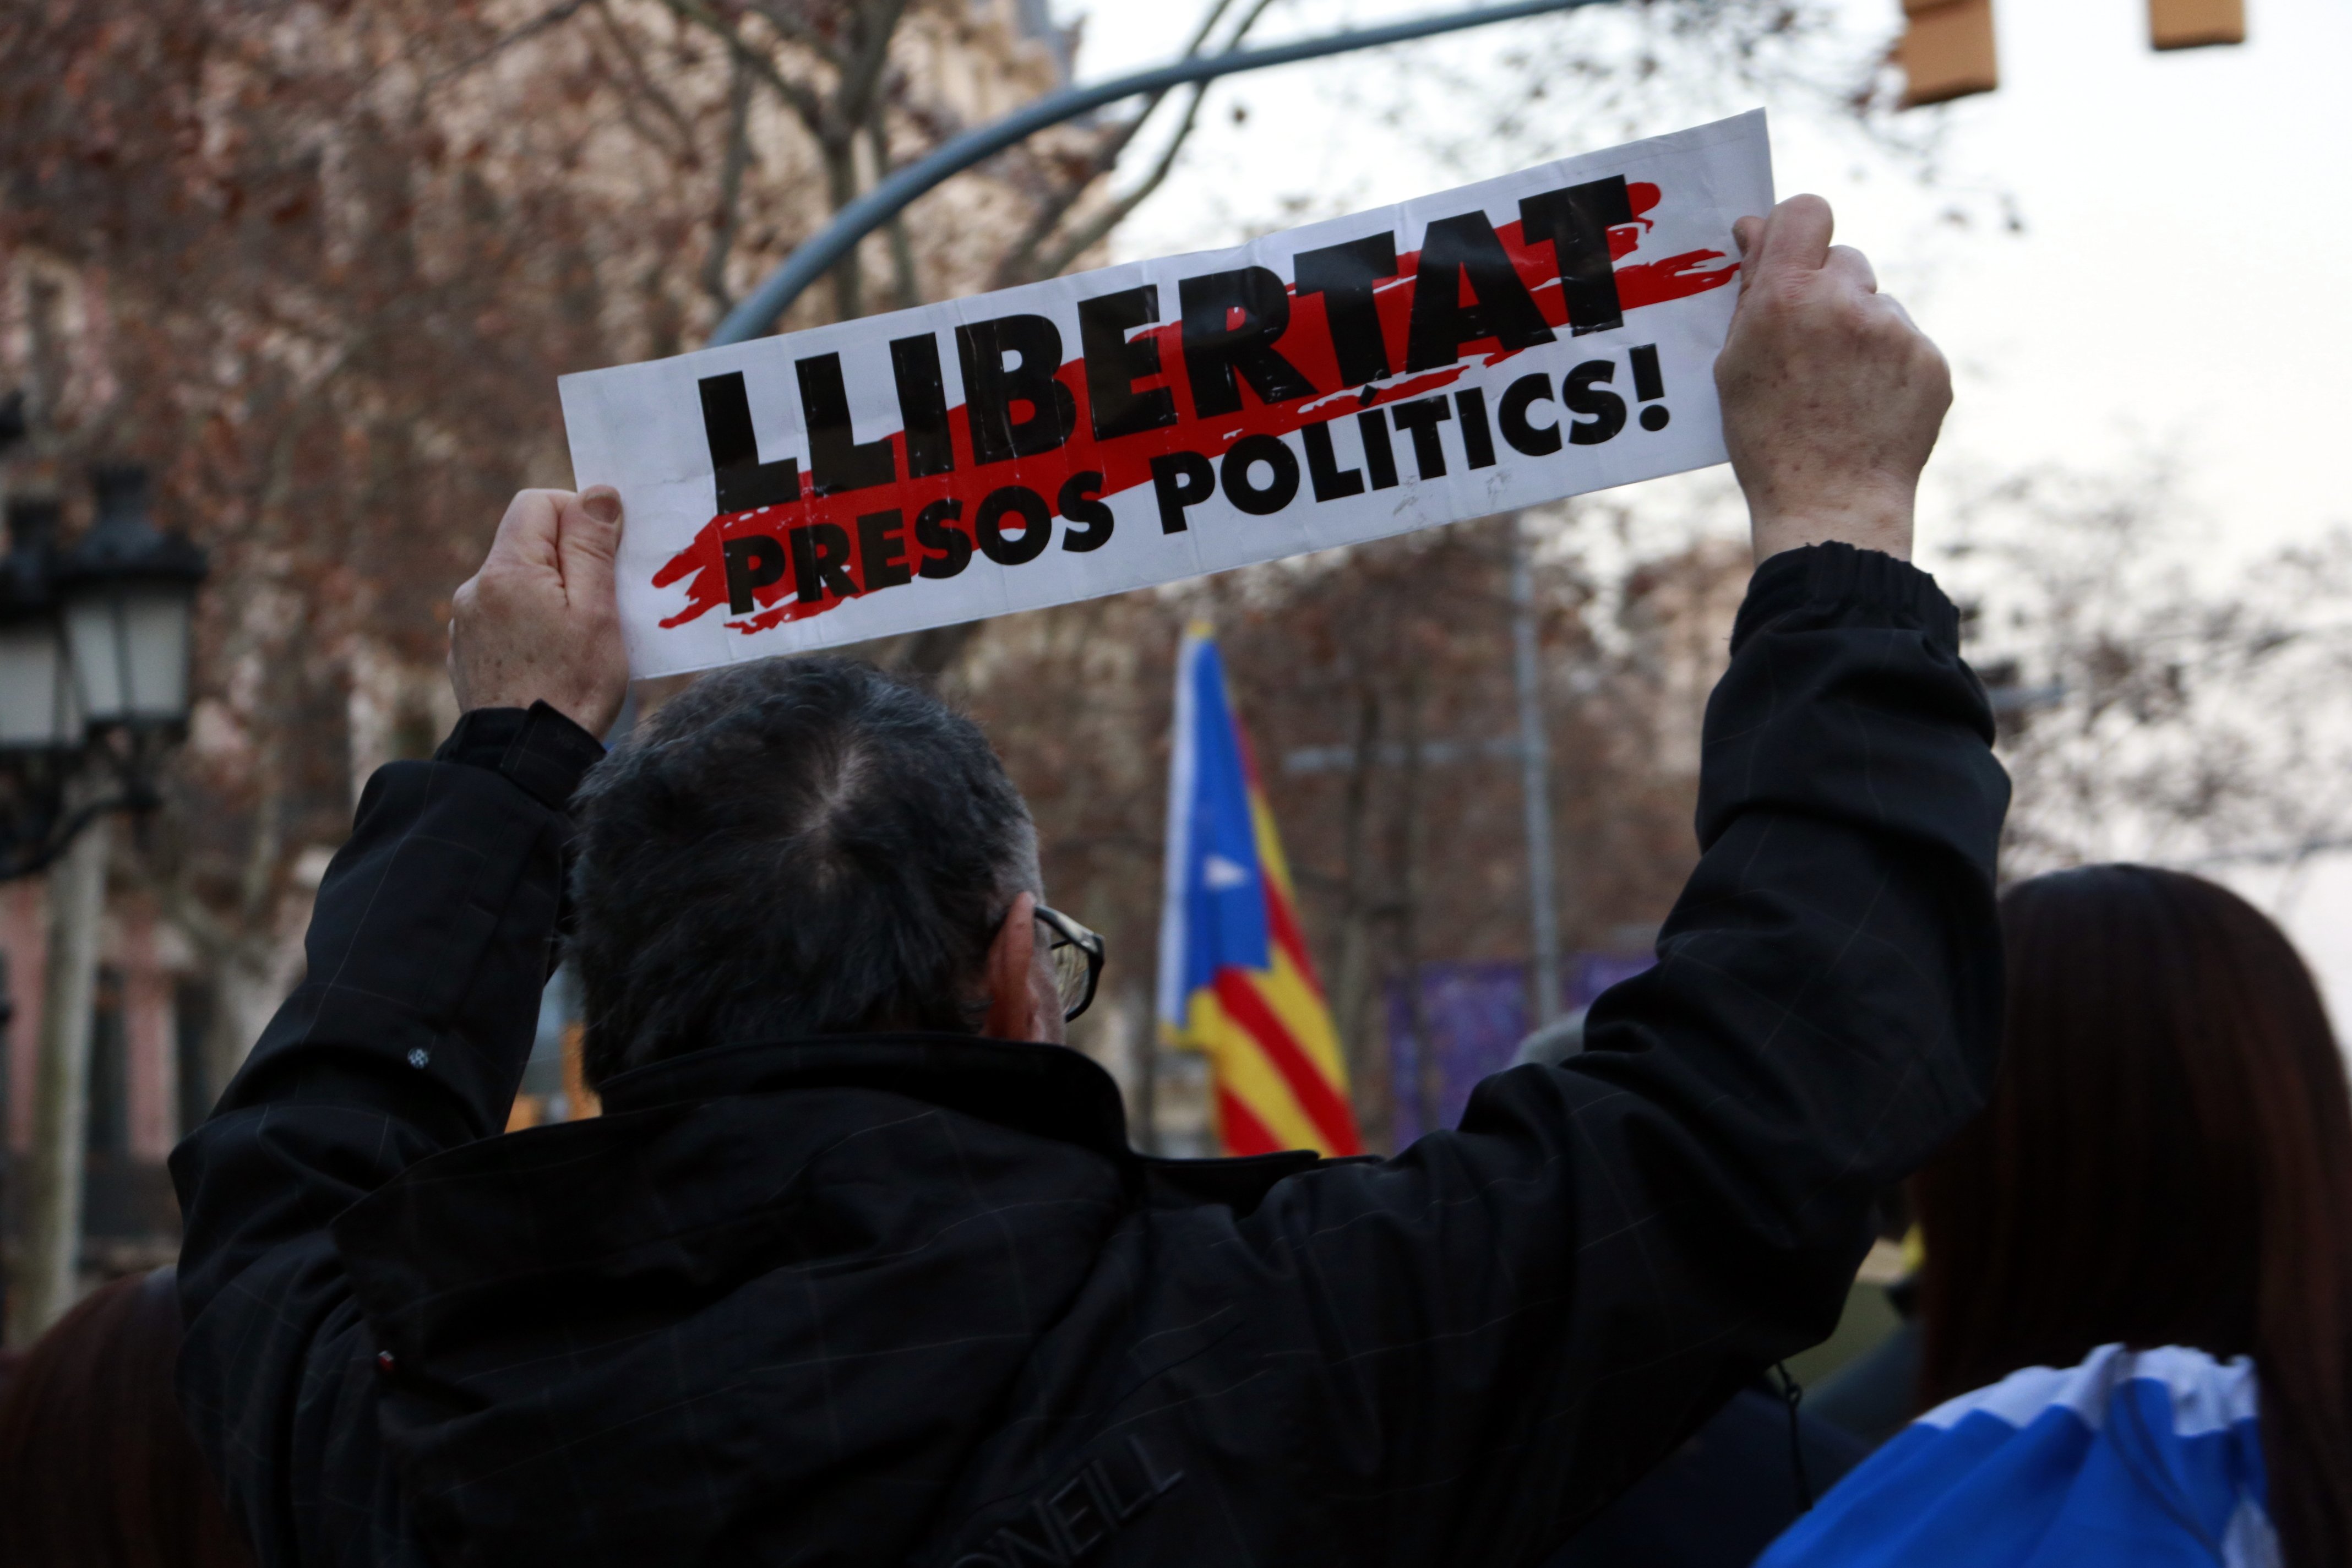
[0,464,205,1344]
[0,467,202,874]
[57,466,207,743]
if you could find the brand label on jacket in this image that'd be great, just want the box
[948,1434,1185,1567]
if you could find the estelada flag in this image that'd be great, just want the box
[1157,625,1362,1157]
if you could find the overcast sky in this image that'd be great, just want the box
[1054,0,2352,1020]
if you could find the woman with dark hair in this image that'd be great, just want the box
[1759,864,2352,1568]
[0,1268,252,1568]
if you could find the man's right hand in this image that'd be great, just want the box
[448,487,630,737]
[1714,194,1951,564]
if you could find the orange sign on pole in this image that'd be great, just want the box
[1899,0,2000,108]
[2150,0,2246,50]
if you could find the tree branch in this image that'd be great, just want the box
[1028,85,1208,280]
[589,0,701,161]
[990,0,1249,287]
[745,0,845,67]
[1030,0,1284,281]
[651,0,826,128]
[832,0,910,136]
[809,0,913,320]
[1004,0,1278,286]
[1180,0,1253,64]
[870,113,922,309]
[988,116,1137,288]
[423,0,595,95]
[701,51,758,314]
[821,135,863,318]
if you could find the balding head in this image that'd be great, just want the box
[568,656,1038,1085]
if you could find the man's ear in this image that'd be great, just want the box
[982,892,1046,1041]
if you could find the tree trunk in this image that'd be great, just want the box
[824,137,863,321]
[201,941,293,1116]
[7,797,110,1344]
[1509,514,1563,1025]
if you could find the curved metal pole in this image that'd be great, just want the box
[710,0,1608,345]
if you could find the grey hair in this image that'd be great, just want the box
[568,655,1041,1084]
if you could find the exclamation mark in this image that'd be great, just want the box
[1630,344,1670,432]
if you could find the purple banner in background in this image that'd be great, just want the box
[1385,952,1656,1144]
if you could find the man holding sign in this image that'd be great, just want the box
[174,166,2003,1568]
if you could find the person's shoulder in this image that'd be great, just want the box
[1913,1342,2258,1441]
[1756,1345,2274,1568]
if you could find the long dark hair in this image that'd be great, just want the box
[0,1268,253,1567]
[1915,864,2352,1566]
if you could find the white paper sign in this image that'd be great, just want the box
[562,111,1773,679]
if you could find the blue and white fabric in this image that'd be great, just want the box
[1756,1343,2277,1568]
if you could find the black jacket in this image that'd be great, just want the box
[1543,1382,1869,1568]
[172,543,2008,1568]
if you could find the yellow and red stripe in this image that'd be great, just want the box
[1172,698,1360,1157]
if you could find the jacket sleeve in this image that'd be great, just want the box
[1228,543,2009,1564]
[169,703,603,1568]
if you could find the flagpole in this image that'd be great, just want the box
[1151,625,1209,1156]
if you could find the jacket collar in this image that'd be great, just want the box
[595,1031,1140,1169]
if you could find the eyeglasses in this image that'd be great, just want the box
[1034,903,1104,1022]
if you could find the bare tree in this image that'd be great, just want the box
[0,0,1244,1097]
[1935,464,2352,878]
[640,0,1264,320]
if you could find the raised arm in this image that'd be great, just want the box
[170,488,628,1565]
[1206,197,2003,1560]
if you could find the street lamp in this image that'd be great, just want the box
[56,466,205,738]
[0,465,206,878]
[0,459,205,1344]
[0,498,78,754]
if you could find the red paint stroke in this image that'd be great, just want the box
[1215,1084,1284,1158]
[656,178,1734,635]
[1210,967,1362,1155]
[1234,723,1327,992]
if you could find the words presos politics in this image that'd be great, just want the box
[694,172,1684,620]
